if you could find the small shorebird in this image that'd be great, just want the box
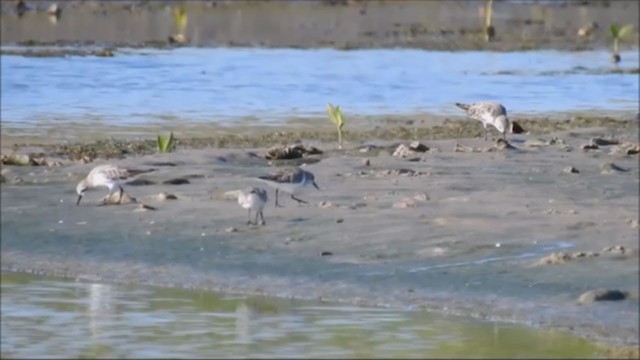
[237,187,268,225]
[75,164,155,206]
[256,167,320,207]
[455,101,525,141]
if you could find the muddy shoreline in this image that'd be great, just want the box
[1,0,639,51]
[1,117,639,353]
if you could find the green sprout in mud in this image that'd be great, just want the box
[609,24,634,64]
[326,103,346,149]
[157,132,176,153]
[168,5,189,44]
[484,0,495,42]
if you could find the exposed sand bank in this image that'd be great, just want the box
[1,0,639,51]
[1,119,639,350]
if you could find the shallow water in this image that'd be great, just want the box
[1,48,638,130]
[1,272,604,359]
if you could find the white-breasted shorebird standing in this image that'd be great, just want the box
[455,101,525,141]
[75,164,155,205]
[237,187,268,225]
[256,167,320,207]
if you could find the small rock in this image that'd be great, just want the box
[582,144,599,151]
[134,203,157,212]
[590,137,619,146]
[393,199,417,208]
[562,166,580,174]
[363,159,371,166]
[155,192,177,201]
[413,193,430,201]
[319,251,333,256]
[609,142,640,155]
[627,219,639,228]
[162,178,190,185]
[359,145,379,153]
[578,289,629,304]
[601,245,626,255]
[600,162,629,175]
[348,202,367,210]
[409,141,429,152]
[392,144,412,158]
[454,143,481,153]
[336,218,344,223]
[265,144,323,160]
[225,227,238,233]
[377,168,425,177]
[535,252,571,265]
[168,33,188,45]
[100,191,136,205]
[318,201,334,209]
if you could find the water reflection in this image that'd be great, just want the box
[1,272,604,359]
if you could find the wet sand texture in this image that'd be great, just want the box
[2,124,639,348]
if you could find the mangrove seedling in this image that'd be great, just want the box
[326,103,346,149]
[484,0,495,42]
[169,5,189,44]
[157,132,176,153]
[609,23,633,64]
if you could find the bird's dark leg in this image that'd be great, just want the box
[275,189,283,208]
[291,194,308,204]
[247,210,253,225]
[118,186,124,204]
[254,210,260,226]
[259,210,265,226]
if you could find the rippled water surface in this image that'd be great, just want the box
[1,272,604,359]
[1,48,638,129]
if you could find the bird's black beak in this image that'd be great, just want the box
[76,194,83,206]
[313,181,320,190]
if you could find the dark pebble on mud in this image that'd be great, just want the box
[145,162,177,167]
[578,289,629,304]
[162,178,191,185]
[320,251,333,256]
[127,178,156,186]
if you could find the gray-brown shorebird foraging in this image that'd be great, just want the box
[455,101,525,141]
[256,167,320,208]
[75,164,155,205]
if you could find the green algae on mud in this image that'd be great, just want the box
[0,272,614,359]
[4,116,637,161]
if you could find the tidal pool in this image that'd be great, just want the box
[1,272,605,359]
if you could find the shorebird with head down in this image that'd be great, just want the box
[256,167,320,207]
[75,164,155,205]
[237,187,268,225]
[455,101,525,141]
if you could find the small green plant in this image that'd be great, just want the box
[609,23,633,64]
[157,132,176,153]
[326,103,346,149]
[173,6,188,36]
[484,0,495,42]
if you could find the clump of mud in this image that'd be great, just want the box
[6,116,636,162]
